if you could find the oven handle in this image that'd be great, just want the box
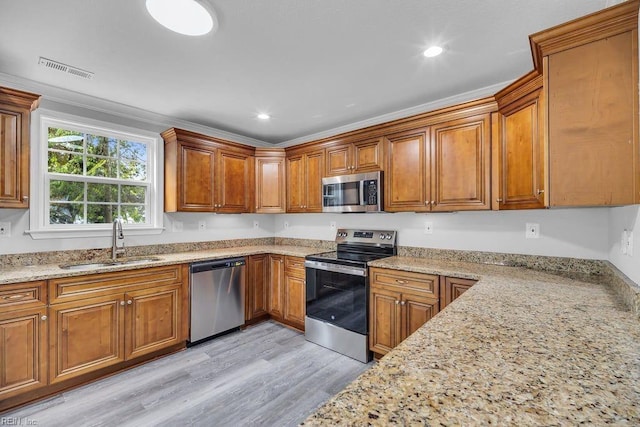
[304,260,367,277]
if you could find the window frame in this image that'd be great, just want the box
[28,110,163,239]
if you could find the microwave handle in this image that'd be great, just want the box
[360,180,366,206]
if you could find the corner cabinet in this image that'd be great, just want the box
[286,147,324,213]
[255,148,286,213]
[162,128,255,213]
[439,276,476,310]
[492,71,546,210]
[530,1,640,206]
[0,87,40,209]
[0,281,48,407]
[384,102,493,212]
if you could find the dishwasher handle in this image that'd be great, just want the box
[191,257,246,274]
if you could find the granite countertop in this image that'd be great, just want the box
[0,245,321,285]
[304,256,640,425]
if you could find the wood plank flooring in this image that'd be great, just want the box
[3,321,372,427]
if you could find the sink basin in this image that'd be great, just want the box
[60,257,162,270]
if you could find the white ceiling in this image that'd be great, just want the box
[0,0,613,144]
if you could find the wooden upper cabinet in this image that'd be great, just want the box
[530,1,640,206]
[255,148,286,213]
[0,87,40,209]
[384,102,493,212]
[493,72,546,210]
[286,147,324,212]
[384,127,429,212]
[325,137,383,176]
[162,128,255,213]
[430,114,491,211]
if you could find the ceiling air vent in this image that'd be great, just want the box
[38,57,94,80]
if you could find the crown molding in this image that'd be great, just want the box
[0,72,270,147]
[277,80,513,147]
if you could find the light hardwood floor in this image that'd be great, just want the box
[2,321,371,427]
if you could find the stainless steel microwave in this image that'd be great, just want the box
[322,171,383,213]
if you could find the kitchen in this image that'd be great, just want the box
[1,0,639,425]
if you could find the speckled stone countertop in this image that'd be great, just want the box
[0,245,322,285]
[304,256,640,425]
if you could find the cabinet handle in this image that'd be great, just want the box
[496,198,503,202]
[127,300,133,305]
[395,279,408,284]
[120,301,125,306]
[41,315,47,321]
[536,189,544,195]
[400,301,406,306]
[2,294,27,300]
[425,201,429,206]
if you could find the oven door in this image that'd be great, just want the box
[305,261,368,335]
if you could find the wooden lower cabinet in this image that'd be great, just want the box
[283,257,305,330]
[0,306,48,401]
[246,254,270,323]
[369,268,439,357]
[268,254,285,320]
[440,276,477,310]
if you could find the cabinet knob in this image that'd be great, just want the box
[536,189,544,195]
[496,198,503,202]
[395,300,400,305]
[400,301,406,306]
[127,300,133,305]
[23,196,29,201]
[41,315,47,321]
[120,301,125,306]
[431,201,435,205]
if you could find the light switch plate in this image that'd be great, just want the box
[525,223,540,239]
[627,231,633,256]
[0,222,10,237]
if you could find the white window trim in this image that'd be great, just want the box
[27,109,164,239]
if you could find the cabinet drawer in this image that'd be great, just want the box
[0,281,46,313]
[370,268,438,297]
[49,265,184,304]
[285,256,305,275]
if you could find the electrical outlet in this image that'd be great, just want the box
[284,221,289,229]
[330,221,336,230]
[0,222,10,237]
[627,231,633,256]
[253,220,259,229]
[424,222,433,234]
[621,230,628,255]
[198,220,206,230]
[172,221,183,232]
[525,223,540,239]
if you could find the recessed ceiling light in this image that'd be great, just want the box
[257,113,270,120]
[146,0,217,36]
[423,46,444,58]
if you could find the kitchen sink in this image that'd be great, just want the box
[60,257,162,270]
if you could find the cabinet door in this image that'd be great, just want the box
[283,274,305,330]
[384,128,429,212]
[431,115,490,211]
[49,295,124,384]
[401,292,439,341]
[246,254,269,322]
[124,285,182,360]
[440,277,476,310]
[256,157,285,213]
[325,143,351,176]
[369,286,401,356]
[304,150,325,212]
[286,155,305,212]
[0,307,47,400]
[217,149,253,213]
[353,137,383,173]
[496,93,545,209]
[179,144,216,211]
[268,255,285,319]
[548,31,638,206]
[0,110,28,208]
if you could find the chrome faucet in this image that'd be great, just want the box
[112,218,125,260]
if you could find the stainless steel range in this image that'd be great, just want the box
[304,228,397,363]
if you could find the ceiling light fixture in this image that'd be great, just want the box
[423,46,444,58]
[146,0,217,36]
[257,113,271,120]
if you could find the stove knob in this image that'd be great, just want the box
[385,234,392,240]
[379,233,385,239]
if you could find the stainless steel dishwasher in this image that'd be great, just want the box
[189,257,246,345]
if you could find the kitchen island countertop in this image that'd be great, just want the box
[304,256,640,425]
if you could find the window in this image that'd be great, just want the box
[29,113,162,238]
